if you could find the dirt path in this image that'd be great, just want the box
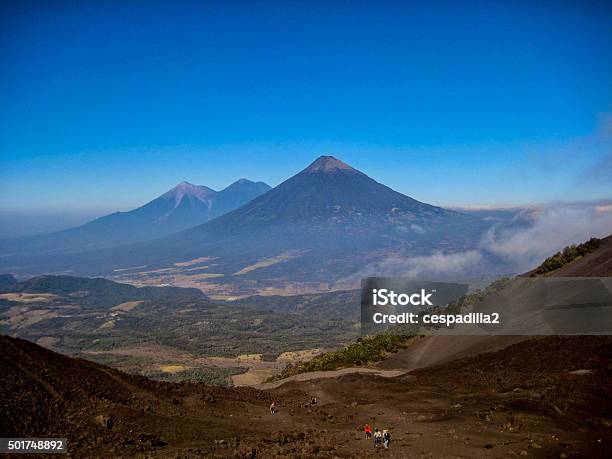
[255,336,532,390]
[255,367,409,390]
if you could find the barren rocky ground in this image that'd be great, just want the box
[2,334,611,458]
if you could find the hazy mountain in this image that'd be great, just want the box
[210,178,272,217]
[0,179,271,256]
[0,156,489,287]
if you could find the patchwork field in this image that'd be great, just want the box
[0,280,359,385]
[106,251,356,299]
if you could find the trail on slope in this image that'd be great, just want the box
[255,367,408,390]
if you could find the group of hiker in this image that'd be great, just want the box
[269,399,391,449]
[364,423,391,448]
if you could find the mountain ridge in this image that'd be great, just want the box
[0,178,271,257]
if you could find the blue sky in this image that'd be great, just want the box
[1,0,611,217]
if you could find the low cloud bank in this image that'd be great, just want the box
[481,202,612,273]
[339,201,612,285]
[354,250,482,279]
[334,250,482,289]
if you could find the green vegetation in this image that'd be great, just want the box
[530,238,600,276]
[266,334,416,382]
[0,283,361,383]
[148,367,245,387]
[443,277,512,315]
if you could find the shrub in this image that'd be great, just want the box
[530,238,600,276]
[266,334,416,382]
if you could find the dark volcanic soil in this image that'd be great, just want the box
[2,334,611,458]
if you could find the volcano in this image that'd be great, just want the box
[4,157,482,283]
[144,156,488,280]
[0,179,270,257]
[1,157,488,290]
[213,155,444,225]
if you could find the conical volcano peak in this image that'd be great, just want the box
[305,156,357,173]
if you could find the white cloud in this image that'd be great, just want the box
[339,201,612,286]
[480,202,612,272]
[335,250,483,288]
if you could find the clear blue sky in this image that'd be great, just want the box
[1,0,611,214]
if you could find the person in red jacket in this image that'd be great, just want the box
[364,423,372,438]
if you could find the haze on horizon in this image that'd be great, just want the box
[1,1,611,237]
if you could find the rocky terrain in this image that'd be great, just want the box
[2,333,610,457]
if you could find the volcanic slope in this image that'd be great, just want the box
[8,156,488,284]
[2,333,610,457]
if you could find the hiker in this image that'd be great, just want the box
[383,429,391,448]
[310,395,317,406]
[270,400,276,415]
[374,428,382,447]
[364,423,372,439]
